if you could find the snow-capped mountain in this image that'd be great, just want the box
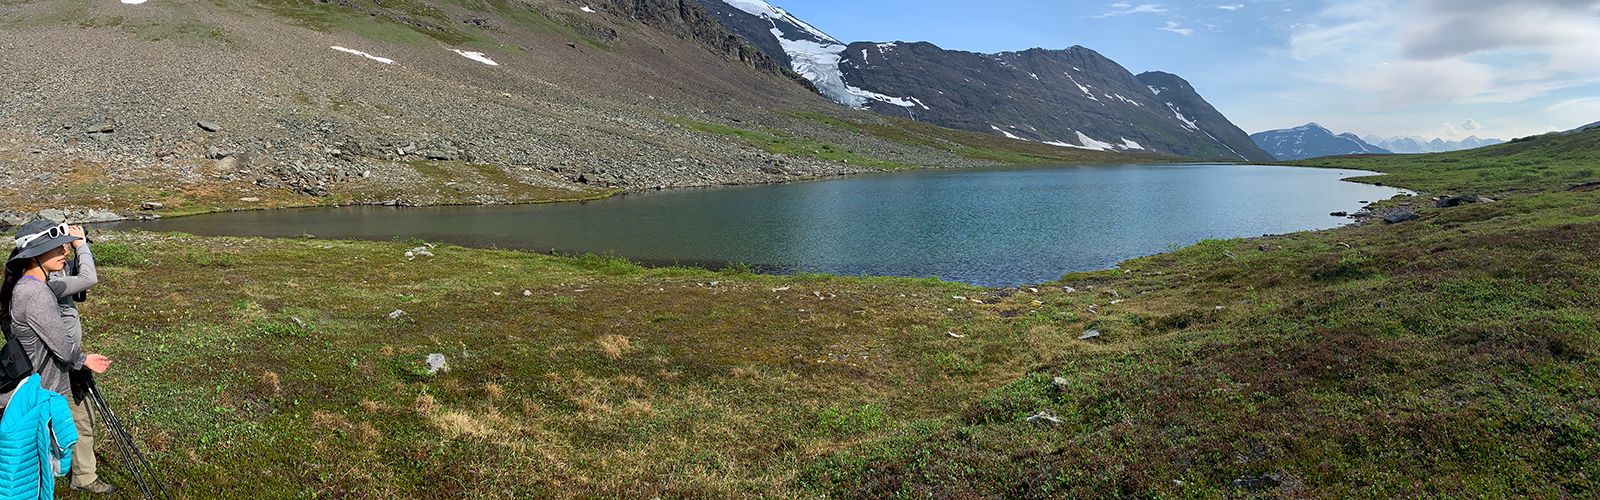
[1361,135,1505,154]
[1251,124,1391,160]
[696,0,1273,161]
[695,0,864,106]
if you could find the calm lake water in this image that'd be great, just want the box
[108,164,1408,286]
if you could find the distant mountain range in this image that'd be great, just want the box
[1361,135,1505,154]
[696,0,1274,161]
[1250,123,1390,160]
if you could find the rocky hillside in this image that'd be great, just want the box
[4,0,1118,221]
[1251,123,1391,160]
[1135,71,1274,162]
[696,0,1272,161]
[1362,135,1504,154]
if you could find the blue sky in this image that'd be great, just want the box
[774,0,1600,140]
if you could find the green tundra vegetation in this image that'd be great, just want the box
[60,129,1600,496]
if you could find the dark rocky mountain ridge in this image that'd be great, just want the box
[1250,123,1391,160]
[696,0,1274,161]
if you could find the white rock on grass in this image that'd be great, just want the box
[1079,329,1101,340]
[388,309,407,320]
[425,353,449,375]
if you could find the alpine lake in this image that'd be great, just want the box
[106,164,1411,287]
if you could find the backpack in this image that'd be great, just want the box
[0,322,34,394]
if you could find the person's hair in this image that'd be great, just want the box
[0,251,24,339]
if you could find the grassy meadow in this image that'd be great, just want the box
[57,130,1600,496]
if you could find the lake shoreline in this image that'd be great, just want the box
[102,164,1411,288]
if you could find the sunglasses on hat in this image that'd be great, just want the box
[13,223,71,250]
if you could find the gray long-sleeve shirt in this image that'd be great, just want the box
[9,277,85,396]
[46,245,95,348]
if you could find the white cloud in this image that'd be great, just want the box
[1460,118,1481,130]
[1159,21,1195,36]
[1093,3,1168,18]
[1284,0,1600,110]
[1541,97,1600,130]
[1216,4,1244,10]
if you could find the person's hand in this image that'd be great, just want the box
[67,225,87,247]
[84,354,111,374]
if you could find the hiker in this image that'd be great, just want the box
[45,224,115,495]
[3,220,112,494]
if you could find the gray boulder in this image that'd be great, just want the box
[89,211,121,222]
[196,121,222,132]
[0,212,27,229]
[1435,195,1479,208]
[1026,410,1062,425]
[1381,209,1420,224]
[37,209,67,222]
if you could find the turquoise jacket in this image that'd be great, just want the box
[0,375,77,499]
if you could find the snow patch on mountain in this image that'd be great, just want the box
[1064,75,1099,101]
[847,85,923,109]
[720,0,866,107]
[1076,131,1116,151]
[1120,138,1144,150]
[773,34,864,107]
[579,5,595,12]
[991,125,1026,141]
[331,46,394,65]
[450,49,499,66]
[1112,93,1144,107]
[722,0,839,43]
[1165,102,1199,131]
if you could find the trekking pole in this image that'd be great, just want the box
[85,383,153,498]
[88,381,167,500]
[88,388,155,499]
[86,379,172,500]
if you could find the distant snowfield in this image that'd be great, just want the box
[450,49,499,66]
[580,6,595,13]
[331,46,394,65]
[121,0,148,4]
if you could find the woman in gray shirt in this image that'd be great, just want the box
[2,220,113,493]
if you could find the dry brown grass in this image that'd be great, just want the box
[261,370,281,393]
[414,393,438,414]
[614,375,646,390]
[596,334,634,360]
[484,382,505,401]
